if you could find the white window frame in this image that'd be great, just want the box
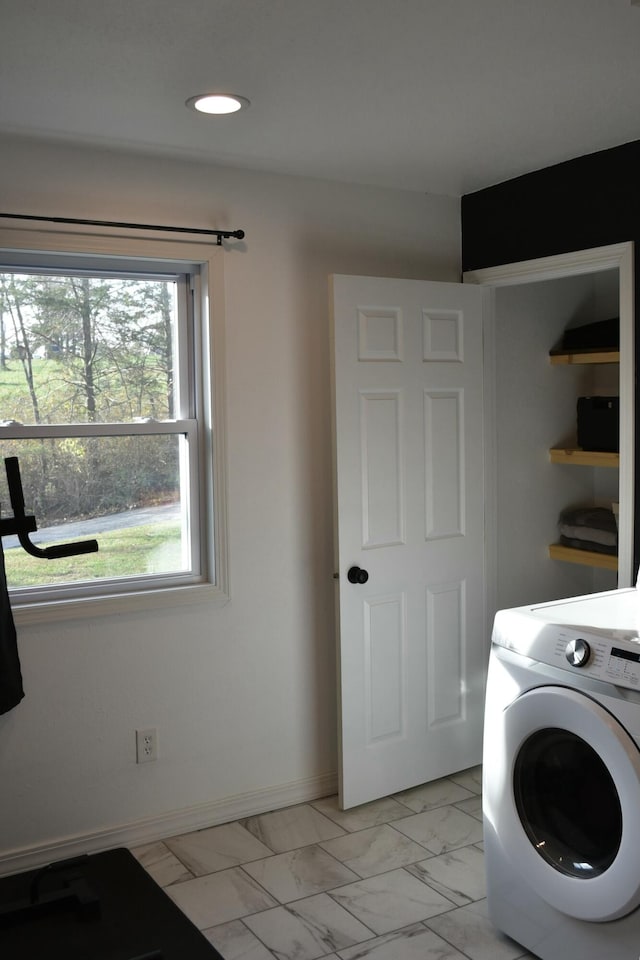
[0,223,229,624]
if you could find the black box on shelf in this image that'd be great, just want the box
[550,317,619,354]
[577,396,619,452]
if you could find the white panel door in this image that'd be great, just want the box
[331,275,486,808]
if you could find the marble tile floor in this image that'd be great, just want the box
[131,766,538,960]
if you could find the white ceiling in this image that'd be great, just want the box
[2,0,640,197]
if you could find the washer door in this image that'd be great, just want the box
[486,685,640,921]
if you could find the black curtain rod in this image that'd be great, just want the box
[0,213,245,245]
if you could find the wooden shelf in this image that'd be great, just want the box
[549,350,619,365]
[549,341,620,573]
[549,543,618,571]
[549,448,619,468]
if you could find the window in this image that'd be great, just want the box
[0,226,228,618]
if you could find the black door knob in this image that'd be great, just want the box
[348,566,369,584]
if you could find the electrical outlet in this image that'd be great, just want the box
[136,727,158,764]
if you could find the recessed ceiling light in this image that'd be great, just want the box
[186,94,250,115]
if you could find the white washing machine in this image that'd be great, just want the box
[484,584,640,959]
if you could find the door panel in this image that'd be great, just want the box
[331,274,486,808]
[427,580,464,726]
[365,593,404,741]
[424,389,463,538]
[361,391,403,546]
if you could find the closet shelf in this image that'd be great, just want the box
[549,448,619,468]
[549,350,619,365]
[548,543,618,571]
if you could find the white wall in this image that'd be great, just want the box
[493,274,619,612]
[0,135,461,870]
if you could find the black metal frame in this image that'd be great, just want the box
[0,457,98,559]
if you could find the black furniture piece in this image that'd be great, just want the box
[0,455,101,716]
[0,848,223,959]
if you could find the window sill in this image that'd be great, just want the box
[11,581,229,627]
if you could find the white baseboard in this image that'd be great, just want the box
[0,770,338,878]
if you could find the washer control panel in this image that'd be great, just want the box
[492,608,640,691]
[605,644,640,686]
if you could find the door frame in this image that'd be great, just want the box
[464,241,635,612]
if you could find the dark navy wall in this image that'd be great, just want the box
[461,140,640,272]
[462,140,640,576]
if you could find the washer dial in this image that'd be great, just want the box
[565,638,591,668]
